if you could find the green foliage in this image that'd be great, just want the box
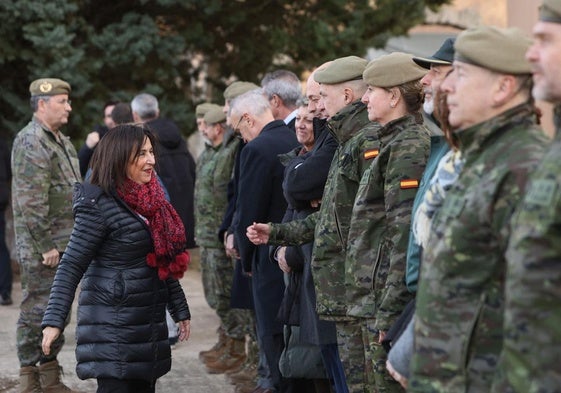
[0,0,450,143]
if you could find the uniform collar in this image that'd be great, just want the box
[327,100,371,144]
[456,103,536,158]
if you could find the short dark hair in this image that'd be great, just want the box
[111,102,134,125]
[89,124,158,193]
[104,100,119,111]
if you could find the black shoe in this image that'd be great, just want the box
[0,296,12,306]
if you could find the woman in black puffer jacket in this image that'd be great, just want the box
[42,125,191,393]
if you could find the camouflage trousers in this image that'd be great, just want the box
[200,246,252,340]
[336,319,404,393]
[17,256,66,367]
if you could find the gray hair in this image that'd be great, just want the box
[295,97,309,108]
[344,79,368,98]
[131,93,159,120]
[30,95,50,112]
[229,89,271,119]
[261,70,302,108]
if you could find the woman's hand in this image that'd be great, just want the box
[42,326,62,356]
[178,320,191,342]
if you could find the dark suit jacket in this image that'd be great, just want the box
[285,116,296,133]
[234,119,298,335]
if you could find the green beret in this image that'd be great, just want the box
[314,56,368,84]
[195,102,216,118]
[223,81,260,101]
[29,78,71,96]
[203,105,227,124]
[540,0,561,23]
[454,26,532,74]
[363,52,427,88]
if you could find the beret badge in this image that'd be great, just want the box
[39,82,53,93]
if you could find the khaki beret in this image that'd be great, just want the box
[314,56,368,84]
[363,52,427,88]
[454,26,532,74]
[195,102,216,118]
[204,105,227,124]
[223,81,260,101]
[540,0,561,23]
[29,78,71,97]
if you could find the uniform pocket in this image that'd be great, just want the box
[462,293,485,370]
[371,242,384,291]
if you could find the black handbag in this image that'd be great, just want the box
[381,298,416,353]
[279,325,327,379]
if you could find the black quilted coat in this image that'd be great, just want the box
[42,182,191,382]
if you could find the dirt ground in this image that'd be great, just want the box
[0,249,236,393]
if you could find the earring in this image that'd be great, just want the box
[390,103,396,108]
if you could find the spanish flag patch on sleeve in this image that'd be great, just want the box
[400,179,419,189]
[363,149,379,160]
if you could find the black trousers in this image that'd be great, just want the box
[97,378,155,393]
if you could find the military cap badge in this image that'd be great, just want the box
[39,82,53,93]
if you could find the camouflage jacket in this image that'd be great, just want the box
[492,114,561,393]
[194,133,239,248]
[410,103,548,393]
[269,101,380,320]
[11,117,80,260]
[345,114,430,331]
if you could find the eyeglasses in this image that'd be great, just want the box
[233,115,244,135]
[56,99,72,106]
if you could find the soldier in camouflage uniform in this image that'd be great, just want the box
[409,27,549,393]
[492,1,561,391]
[342,53,430,393]
[194,105,248,374]
[11,78,81,392]
[384,39,455,389]
[195,103,222,312]
[248,56,381,393]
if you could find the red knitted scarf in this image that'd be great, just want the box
[118,175,190,280]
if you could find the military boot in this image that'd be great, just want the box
[228,360,257,385]
[205,336,246,374]
[226,343,258,385]
[199,328,228,363]
[227,338,258,384]
[234,380,258,393]
[38,360,80,393]
[19,366,42,393]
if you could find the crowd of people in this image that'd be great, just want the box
[3,1,561,392]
